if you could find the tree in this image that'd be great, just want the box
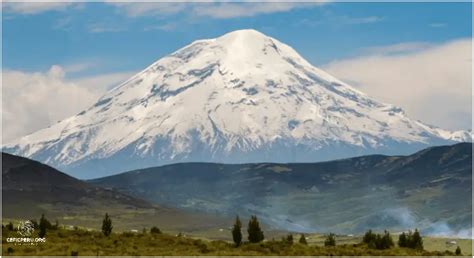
[324,233,336,247]
[299,234,308,245]
[232,216,243,246]
[150,226,162,234]
[410,229,423,250]
[398,232,408,247]
[455,246,461,255]
[38,214,48,238]
[363,230,376,245]
[286,234,294,244]
[396,229,423,250]
[101,213,113,237]
[362,230,393,250]
[376,230,394,250]
[247,215,264,243]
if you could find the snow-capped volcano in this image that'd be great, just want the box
[4,29,470,178]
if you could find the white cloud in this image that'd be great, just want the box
[430,23,447,28]
[4,1,326,18]
[362,42,433,56]
[192,3,317,19]
[87,22,127,33]
[340,15,384,25]
[294,14,383,30]
[52,16,73,31]
[62,62,98,73]
[72,71,135,91]
[143,23,178,32]
[109,2,188,17]
[1,66,134,142]
[3,2,79,15]
[324,38,472,131]
[107,2,323,19]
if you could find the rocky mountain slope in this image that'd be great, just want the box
[3,29,470,178]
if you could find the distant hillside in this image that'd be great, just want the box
[90,143,472,235]
[2,152,151,217]
[2,153,229,232]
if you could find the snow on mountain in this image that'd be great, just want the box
[3,29,470,178]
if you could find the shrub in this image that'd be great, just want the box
[286,234,294,244]
[122,231,134,237]
[71,250,79,256]
[150,226,162,234]
[7,247,14,254]
[299,234,308,245]
[7,222,14,231]
[324,233,336,247]
[455,246,461,255]
[198,242,210,253]
[247,215,264,243]
[232,216,243,247]
[58,231,66,238]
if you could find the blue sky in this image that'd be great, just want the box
[1,2,472,141]
[3,2,471,77]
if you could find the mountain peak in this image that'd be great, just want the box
[3,30,469,178]
[177,28,293,68]
[218,29,268,42]
[186,29,271,49]
[218,29,286,56]
[221,28,266,37]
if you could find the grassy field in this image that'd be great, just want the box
[3,201,231,234]
[423,237,472,255]
[304,233,472,255]
[2,221,471,256]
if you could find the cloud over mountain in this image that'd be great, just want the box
[324,38,472,131]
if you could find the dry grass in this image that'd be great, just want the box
[2,225,465,256]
